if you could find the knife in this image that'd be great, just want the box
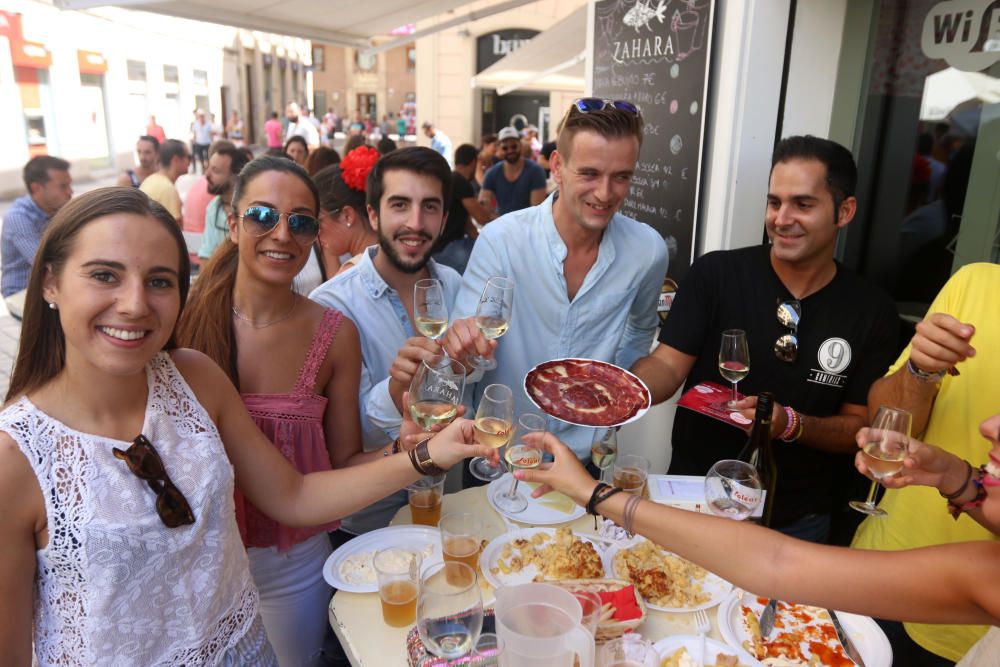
[828,609,867,667]
[759,598,778,638]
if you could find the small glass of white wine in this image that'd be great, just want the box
[470,277,513,371]
[408,355,467,432]
[494,413,546,514]
[850,405,912,517]
[590,428,618,483]
[414,278,449,341]
[469,384,514,481]
[719,329,750,410]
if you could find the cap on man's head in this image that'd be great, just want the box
[498,126,520,142]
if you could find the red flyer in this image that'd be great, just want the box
[677,381,752,429]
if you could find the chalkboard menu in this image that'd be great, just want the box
[591,0,714,283]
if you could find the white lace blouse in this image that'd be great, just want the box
[1,352,274,666]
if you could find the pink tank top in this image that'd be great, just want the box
[235,308,344,551]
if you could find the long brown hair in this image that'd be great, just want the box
[175,156,319,389]
[6,187,190,402]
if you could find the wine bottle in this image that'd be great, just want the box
[737,392,778,527]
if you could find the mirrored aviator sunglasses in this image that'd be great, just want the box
[573,97,642,117]
[240,205,320,246]
[113,434,195,528]
[774,299,801,363]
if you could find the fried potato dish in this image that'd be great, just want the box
[613,539,710,608]
[492,527,604,581]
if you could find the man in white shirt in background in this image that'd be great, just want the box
[285,102,320,149]
[422,121,453,168]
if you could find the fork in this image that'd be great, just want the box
[693,609,711,667]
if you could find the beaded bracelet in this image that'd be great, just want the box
[948,465,987,520]
[906,358,945,383]
[779,406,803,442]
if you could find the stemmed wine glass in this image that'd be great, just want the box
[468,384,514,482]
[470,277,513,371]
[590,428,618,483]
[719,329,750,410]
[414,279,448,341]
[494,413,546,513]
[409,355,466,432]
[417,561,484,659]
[704,459,762,521]
[850,406,912,517]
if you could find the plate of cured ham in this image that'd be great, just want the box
[524,358,651,427]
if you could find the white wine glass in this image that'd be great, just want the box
[414,278,448,341]
[704,459,762,521]
[417,561,483,659]
[850,406,912,517]
[494,413,546,514]
[468,384,514,481]
[719,329,750,410]
[409,355,466,432]
[470,276,513,371]
[590,428,618,483]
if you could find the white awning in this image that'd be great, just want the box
[472,6,586,96]
[54,0,537,48]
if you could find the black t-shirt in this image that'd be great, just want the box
[660,245,898,527]
[441,171,475,247]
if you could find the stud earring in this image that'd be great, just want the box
[48,302,57,310]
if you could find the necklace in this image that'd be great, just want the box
[231,295,298,329]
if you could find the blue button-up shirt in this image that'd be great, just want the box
[453,194,668,458]
[431,132,453,168]
[309,246,463,532]
[1,195,50,297]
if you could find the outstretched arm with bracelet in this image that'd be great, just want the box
[516,431,1000,627]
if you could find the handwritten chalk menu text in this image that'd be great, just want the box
[591,0,714,282]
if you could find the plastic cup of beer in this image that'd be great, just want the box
[374,547,422,628]
[408,474,446,526]
[439,512,481,584]
[613,454,650,496]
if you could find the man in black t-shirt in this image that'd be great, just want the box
[434,143,497,274]
[631,136,898,542]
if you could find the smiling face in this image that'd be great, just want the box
[765,158,855,270]
[551,130,638,234]
[499,139,522,165]
[369,168,446,274]
[42,214,182,378]
[229,170,317,286]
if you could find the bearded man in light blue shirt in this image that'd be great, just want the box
[444,100,668,470]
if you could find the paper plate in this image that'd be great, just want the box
[480,527,612,589]
[486,474,585,524]
[654,635,761,667]
[607,541,732,612]
[322,525,441,593]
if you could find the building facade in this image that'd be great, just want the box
[0,1,309,198]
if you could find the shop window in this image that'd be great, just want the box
[355,50,376,72]
[844,1,1000,313]
[163,65,179,83]
[312,46,325,72]
[127,59,146,81]
[193,69,208,88]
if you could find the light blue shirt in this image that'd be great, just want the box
[453,194,668,458]
[199,196,228,259]
[309,246,462,532]
[430,131,453,168]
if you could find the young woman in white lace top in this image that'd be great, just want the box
[0,186,494,666]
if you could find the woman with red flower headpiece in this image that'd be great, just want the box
[312,146,380,276]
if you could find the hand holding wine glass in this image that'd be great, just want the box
[409,355,466,431]
[470,277,513,371]
[468,384,514,482]
[414,278,449,341]
[849,406,912,517]
[495,413,546,513]
[719,329,750,410]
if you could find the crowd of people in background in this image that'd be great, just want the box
[1,96,997,667]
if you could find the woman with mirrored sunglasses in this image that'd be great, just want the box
[0,184,494,666]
